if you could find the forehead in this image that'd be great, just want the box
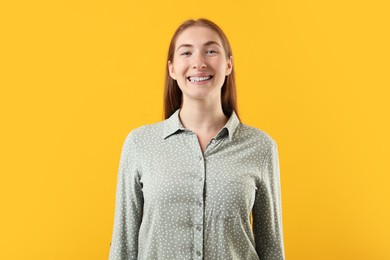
[175,26,222,47]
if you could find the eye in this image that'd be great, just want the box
[180,51,191,56]
[206,50,217,54]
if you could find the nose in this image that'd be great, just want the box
[192,52,207,69]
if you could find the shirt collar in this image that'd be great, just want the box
[162,108,240,142]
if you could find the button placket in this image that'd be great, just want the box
[194,145,205,259]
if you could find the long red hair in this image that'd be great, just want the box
[163,18,240,121]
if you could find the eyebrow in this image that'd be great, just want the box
[176,41,222,52]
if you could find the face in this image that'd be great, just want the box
[168,26,233,102]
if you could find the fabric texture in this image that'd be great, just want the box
[109,108,285,260]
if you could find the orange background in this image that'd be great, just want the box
[1,0,389,259]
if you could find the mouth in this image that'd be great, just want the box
[187,75,214,83]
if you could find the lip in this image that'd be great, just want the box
[187,75,214,83]
[187,75,213,85]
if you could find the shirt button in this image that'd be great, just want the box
[196,251,201,256]
[198,177,203,182]
[211,139,216,143]
[198,202,202,207]
[196,226,201,231]
[198,155,203,161]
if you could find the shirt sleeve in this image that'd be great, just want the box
[253,140,285,260]
[109,131,144,260]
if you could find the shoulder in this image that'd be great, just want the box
[123,119,166,145]
[237,122,277,153]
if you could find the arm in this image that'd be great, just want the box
[109,131,143,260]
[253,140,285,260]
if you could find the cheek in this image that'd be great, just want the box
[211,59,227,70]
[173,63,187,75]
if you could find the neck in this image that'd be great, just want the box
[179,99,228,133]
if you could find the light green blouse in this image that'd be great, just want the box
[109,108,285,260]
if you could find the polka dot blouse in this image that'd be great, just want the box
[109,108,285,260]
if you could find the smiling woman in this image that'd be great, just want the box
[164,20,236,123]
[109,18,285,260]
[168,26,232,103]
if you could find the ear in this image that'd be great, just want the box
[168,60,177,80]
[225,55,233,76]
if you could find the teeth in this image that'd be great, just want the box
[189,76,212,82]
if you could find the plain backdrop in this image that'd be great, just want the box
[0,0,389,259]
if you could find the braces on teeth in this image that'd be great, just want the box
[189,76,212,82]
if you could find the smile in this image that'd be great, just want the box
[187,75,213,82]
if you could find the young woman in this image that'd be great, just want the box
[109,18,285,260]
